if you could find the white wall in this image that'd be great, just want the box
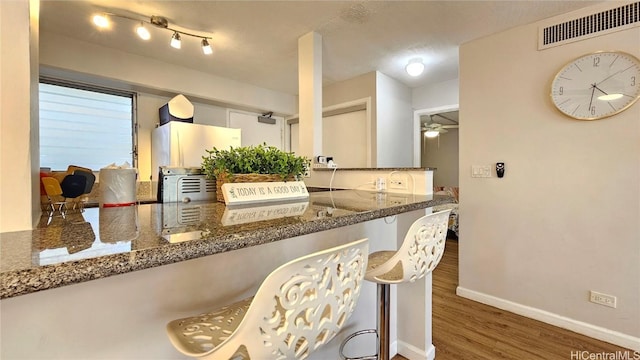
[323,111,367,168]
[40,32,297,115]
[306,169,433,196]
[322,71,414,168]
[458,4,640,349]
[412,78,459,110]
[0,0,40,232]
[376,72,413,167]
[323,72,378,165]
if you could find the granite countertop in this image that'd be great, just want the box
[0,190,454,299]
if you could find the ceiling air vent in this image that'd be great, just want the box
[538,1,639,50]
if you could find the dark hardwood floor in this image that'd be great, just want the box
[392,239,633,360]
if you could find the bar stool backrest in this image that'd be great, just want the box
[367,209,452,284]
[171,239,369,360]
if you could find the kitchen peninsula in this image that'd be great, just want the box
[1,189,453,359]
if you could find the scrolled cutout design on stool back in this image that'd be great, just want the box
[166,239,369,360]
[403,210,451,283]
[255,243,368,359]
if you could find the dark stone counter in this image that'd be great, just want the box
[0,190,453,299]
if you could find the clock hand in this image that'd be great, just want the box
[593,84,609,96]
[588,84,596,110]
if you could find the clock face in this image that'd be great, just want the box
[550,51,640,120]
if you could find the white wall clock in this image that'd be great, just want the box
[550,51,640,120]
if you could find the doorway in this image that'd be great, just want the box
[413,105,459,188]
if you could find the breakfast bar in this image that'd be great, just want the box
[0,189,453,359]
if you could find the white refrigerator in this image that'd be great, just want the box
[151,122,241,182]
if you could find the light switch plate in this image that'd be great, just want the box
[471,165,492,178]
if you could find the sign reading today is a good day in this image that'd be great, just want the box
[221,181,309,206]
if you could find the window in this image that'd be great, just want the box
[39,80,136,171]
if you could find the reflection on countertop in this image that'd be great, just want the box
[0,189,455,299]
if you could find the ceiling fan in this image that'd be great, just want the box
[421,115,458,138]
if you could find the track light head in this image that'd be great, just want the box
[136,23,150,40]
[201,39,213,55]
[170,32,181,49]
[92,14,110,28]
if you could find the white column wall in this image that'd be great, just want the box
[376,72,413,167]
[298,32,323,162]
[0,0,40,232]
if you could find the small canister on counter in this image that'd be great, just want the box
[99,164,137,207]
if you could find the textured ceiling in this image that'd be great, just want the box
[39,0,601,95]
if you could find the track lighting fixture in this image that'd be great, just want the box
[92,12,213,56]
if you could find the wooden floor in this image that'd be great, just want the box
[392,239,632,360]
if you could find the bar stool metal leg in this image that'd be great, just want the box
[378,283,390,360]
[339,282,391,360]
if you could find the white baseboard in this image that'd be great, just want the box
[426,344,436,360]
[397,340,434,360]
[391,340,397,358]
[456,286,640,351]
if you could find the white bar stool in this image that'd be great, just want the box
[166,238,369,359]
[339,209,452,360]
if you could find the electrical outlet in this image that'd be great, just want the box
[589,290,617,308]
[389,178,408,190]
[375,177,386,191]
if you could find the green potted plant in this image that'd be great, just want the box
[202,143,310,202]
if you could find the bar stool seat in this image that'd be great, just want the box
[340,209,452,360]
[166,238,369,360]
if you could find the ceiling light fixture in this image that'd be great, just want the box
[170,32,181,49]
[92,12,213,56]
[406,58,425,77]
[424,130,439,138]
